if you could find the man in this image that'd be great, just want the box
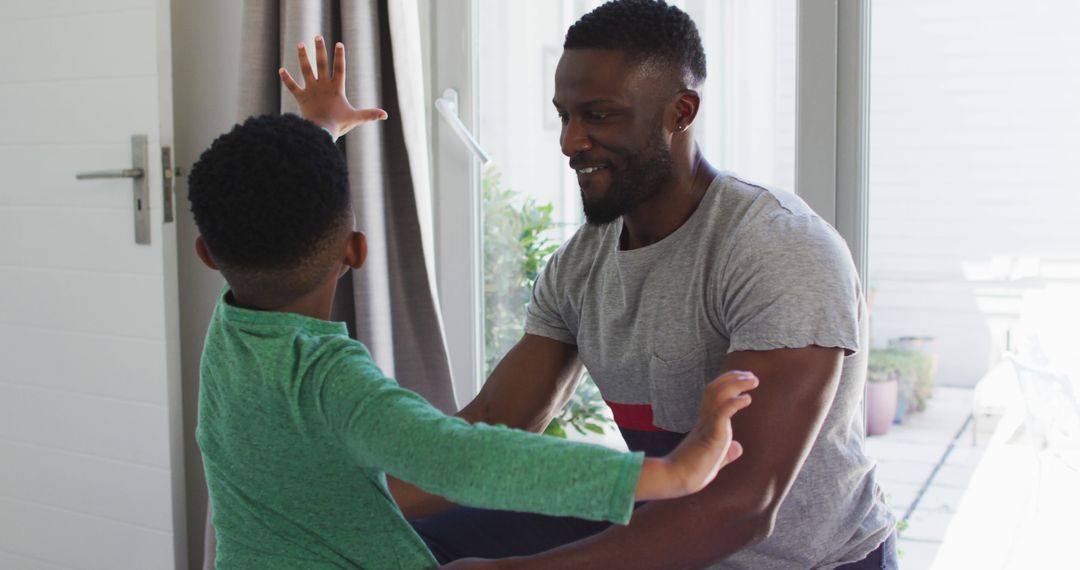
[411,1,896,568]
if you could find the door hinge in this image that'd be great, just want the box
[162,146,176,223]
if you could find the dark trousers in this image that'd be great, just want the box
[835,532,898,570]
[412,507,897,568]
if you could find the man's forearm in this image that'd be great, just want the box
[501,493,773,569]
[387,476,456,519]
[456,334,583,432]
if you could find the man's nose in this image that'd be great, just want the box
[560,118,592,157]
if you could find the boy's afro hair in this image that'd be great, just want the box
[187,113,350,270]
[564,0,706,87]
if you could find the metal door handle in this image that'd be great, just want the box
[74,135,150,245]
[75,168,144,180]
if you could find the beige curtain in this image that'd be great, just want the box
[202,1,455,567]
[239,0,453,409]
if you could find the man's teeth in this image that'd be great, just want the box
[578,166,604,174]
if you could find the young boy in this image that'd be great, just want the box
[190,37,756,569]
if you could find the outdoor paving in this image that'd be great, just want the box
[866,384,1078,569]
[866,386,987,569]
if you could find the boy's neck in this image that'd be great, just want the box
[230,278,338,321]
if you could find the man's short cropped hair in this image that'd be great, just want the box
[187,113,351,305]
[564,0,706,88]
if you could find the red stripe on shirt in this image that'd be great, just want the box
[604,400,668,432]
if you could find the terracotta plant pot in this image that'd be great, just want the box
[867,379,899,436]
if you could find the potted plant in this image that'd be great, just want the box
[867,348,901,436]
[887,336,937,414]
[869,347,932,426]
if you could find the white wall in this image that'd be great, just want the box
[170,1,244,567]
[869,0,1080,386]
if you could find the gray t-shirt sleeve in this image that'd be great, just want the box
[525,248,578,345]
[721,210,862,355]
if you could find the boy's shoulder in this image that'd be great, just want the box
[310,335,382,381]
[202,289,384,389]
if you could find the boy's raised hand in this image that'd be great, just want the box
[635,371,758,501]
[279,36,388,141]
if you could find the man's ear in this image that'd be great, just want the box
[343,231,367,270]
[195,236,219,270]
[669,89,701,133]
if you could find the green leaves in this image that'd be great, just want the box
[584,423,606,435]
[482,166,559,377]
[549,372,614,438]
[543,420,567,438]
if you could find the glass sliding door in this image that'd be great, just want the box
[864,1,1080,567]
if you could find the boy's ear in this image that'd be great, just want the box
[195,236,220,270]
[343,231,367,270]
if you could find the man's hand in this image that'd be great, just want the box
[279,36,388,140]
[635,371,757,501]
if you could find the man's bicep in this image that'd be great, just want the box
[457,334,582,432]
[707,346,845,510]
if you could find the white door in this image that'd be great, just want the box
[0,1,185,569]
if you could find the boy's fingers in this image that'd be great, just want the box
[715,394,752,419]
[353,108,389,122]
[297,42,316,83]
[719,370,757,383]
[314,36,329,80]
[711,370,757,391]
[333,42,346,92]
[279,68,303,98]
[722,441,744,466]
[709,375,758,402]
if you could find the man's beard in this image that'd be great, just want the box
[580,130,674,226]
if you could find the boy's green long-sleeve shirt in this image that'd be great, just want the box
[197,290,644,569]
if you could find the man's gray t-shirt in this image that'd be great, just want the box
[525,173,894,569]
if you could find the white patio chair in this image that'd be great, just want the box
[1007,354,1080,473]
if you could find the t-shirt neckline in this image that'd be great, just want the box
[217,287,348,336]
[612,173,727,263]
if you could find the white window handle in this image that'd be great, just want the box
[435,88,492,165]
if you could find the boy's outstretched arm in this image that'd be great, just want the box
[390,370,755,518]
[279,35,388,140]
[325,348,757,526]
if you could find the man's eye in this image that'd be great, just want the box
[588,112,610,121]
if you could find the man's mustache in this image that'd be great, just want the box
[568,156,614,170]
